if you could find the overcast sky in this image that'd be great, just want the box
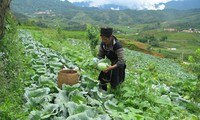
[65,0,184,10]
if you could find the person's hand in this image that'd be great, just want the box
[103,65,116,73]
[103,66,111,73]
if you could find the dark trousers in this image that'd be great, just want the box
[98,64,126,91]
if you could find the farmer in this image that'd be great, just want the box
[97,27,126,91]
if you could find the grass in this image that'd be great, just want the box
[24,27,88,40]
[0,12,29,120]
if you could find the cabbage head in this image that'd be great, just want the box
[97,63,109,71]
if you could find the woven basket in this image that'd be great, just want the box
[57,69,80,88]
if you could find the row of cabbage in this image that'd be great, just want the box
[18,30,129,120]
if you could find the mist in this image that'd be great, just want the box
[65,0,183,10]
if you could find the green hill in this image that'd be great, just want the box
[10,0,200,30]
[9,0,200,60]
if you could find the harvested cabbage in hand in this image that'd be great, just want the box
[97,62,109,71]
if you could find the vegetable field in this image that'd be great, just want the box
[3,29,200,119]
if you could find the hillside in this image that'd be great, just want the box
[11,0,75,14]
[117,29,200,60]
[10,0,200,30]
[1,7,200,119]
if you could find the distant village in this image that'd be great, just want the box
[164,28,200,33]
[33,10,56,17]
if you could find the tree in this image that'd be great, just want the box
[86,24,99,56]
[160,36,168,42]
[0,0,11,39]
